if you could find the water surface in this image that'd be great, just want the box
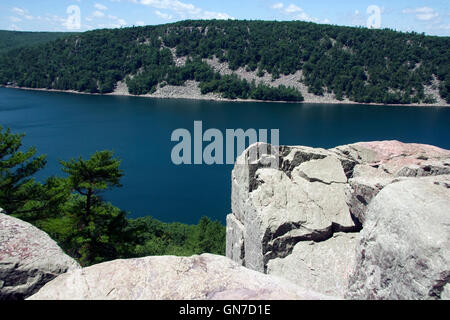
[1,87,449,223]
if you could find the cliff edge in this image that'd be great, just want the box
[227,140,450,299]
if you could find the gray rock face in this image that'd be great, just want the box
[0,213,80,300]
[346,180,450,300]
[227,140,450,299]
[28,254,335,300]
[267,233,359,297]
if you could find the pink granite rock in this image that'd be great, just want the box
[228,140,450,299]
[28,254,335,300]
[0,213,80,300]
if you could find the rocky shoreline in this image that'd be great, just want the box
[2,84,449,108]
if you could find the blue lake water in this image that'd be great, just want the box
[1,87,449,224]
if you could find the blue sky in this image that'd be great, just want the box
[1,0,449,36]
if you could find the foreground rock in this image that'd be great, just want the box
[267,233,359,297]
[0,213,80,300]
[28,254,334,300]
[346,180,450,300]
[227,141,450,298]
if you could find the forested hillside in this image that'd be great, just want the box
[0,20,449,104]
[0,30,73,54]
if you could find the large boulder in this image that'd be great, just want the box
[267,233,359,297]
[339,140,450,224]
[227,141,450,298]
[228,143,361,297]
[0,213,80,300]
[28,254,334,300]
[346,179,450,300]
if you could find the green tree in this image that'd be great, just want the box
[0,126,46,216]
[59,151,129,265]
[194,216,226,255]
[60,150,123,218]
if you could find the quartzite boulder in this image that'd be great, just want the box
[346,179,450,300]
[0,213,80,300]
[28,254,335,300]
[227,141,450,298]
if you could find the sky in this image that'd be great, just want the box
[0,0,449,36]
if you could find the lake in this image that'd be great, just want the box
[1,87,449,224]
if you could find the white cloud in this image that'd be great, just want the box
[94,3,109,11]
[11,7,33,20]
[136,0,233,20]
[285,4,302,14]
[85,9,127,28]
[200,11,232,20]
[435,23,450,30]
[105,15,127,27]
[271,2,327,23]
[351,8,365,26]
[135,21,146,26]
[12,7,26,15]
[9,16,22,23]
[93,10,106,18]
[155,10,173,20]
[45,13,72,30]
[402,7,438,21]
[9,24,21,31]
[271,3,284,10]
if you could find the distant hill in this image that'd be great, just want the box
[0,21,448,105]
[0,30,74,54]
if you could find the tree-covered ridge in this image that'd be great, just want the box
[0,20,449,104]
[0,30,74,55]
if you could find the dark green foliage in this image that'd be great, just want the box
[0,30,74,55]
[0,127,226,266]
[41,195,134,266]
[0,126,69,220]
[57,151,127,265]
[128,216,226,257]
[161,21,449,104]
[0,126,45,214]
[3,20,447,103]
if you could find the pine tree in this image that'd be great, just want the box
[0,126,46,215]
[60,151,128,265]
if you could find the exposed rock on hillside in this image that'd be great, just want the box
[205,57,353,104]
[0,213,80,300]
[227,141,450,298]
[28,254,334,300]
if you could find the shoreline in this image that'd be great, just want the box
[2,84,449,108]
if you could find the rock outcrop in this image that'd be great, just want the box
[227,140,450,298]
[346,179,450,300]
[0,213,80,300]
[28,254,334,300]
[2,140,449,301]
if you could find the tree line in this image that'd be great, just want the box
[0,20,448,104]
[0,126,225,266]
